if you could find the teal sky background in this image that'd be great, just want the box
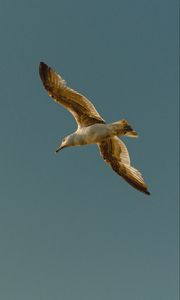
[0,0,179,299]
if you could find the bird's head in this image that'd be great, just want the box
[55,135,75,153]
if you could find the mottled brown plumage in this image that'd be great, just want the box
[98,137,150,195]
[39,62,150,195]
[39,62,105,128]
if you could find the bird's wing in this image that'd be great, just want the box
[98,137,150,195]
[39,62,105,128]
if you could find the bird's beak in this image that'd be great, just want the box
[55,145,66,153]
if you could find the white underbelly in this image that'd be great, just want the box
[77,124,111,145]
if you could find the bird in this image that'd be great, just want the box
[39,62,150,195]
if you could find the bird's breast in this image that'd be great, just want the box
[76,124,111,145]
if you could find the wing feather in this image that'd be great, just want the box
[98,137,150,195]
[39,62,105,127]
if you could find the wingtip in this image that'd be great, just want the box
[145,190,151,196]
[39,61,47,72]
[39,62,49,82]
[39,61,46,67]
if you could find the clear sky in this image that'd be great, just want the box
[0,0,179,299]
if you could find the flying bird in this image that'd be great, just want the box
[39,62,150,195]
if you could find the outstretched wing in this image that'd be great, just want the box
[39,62,105,128]
[98,137,150,195]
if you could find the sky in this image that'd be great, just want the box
[0,0,179,299]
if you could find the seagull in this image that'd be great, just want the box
[39,62,150,195]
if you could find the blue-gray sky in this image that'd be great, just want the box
[0,0,179,299]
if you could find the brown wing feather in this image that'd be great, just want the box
[98,137,150,195]
[39,62,105,127]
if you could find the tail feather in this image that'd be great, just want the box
[109,119,138,137]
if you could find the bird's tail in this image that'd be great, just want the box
[109,119,138,137]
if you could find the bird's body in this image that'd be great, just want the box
[57,121,138,150]
[66,124,112,147]
[39,62,150,195]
